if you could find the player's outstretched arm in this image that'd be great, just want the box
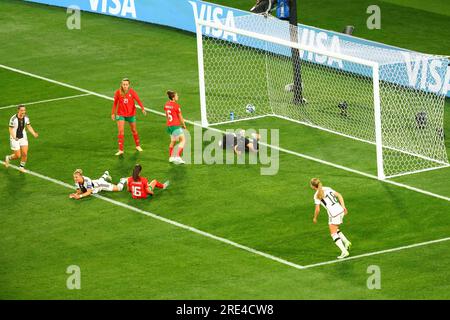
[70,188,92,200]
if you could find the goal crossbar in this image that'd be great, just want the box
[195,19,379,69]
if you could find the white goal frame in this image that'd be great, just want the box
[194,18,449,180]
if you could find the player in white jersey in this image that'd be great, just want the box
[4,105,39,173]
[310,178,352,259]
[69,169,127,200]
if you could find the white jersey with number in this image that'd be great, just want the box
[9,114,30,139]
[75,176,114,194]
[314,187,344,217]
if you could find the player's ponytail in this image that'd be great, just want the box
[167,90,176,100]
[132,164,142,182]
[310,178,324,200]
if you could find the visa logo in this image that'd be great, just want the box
[402,52,450,94]
[89,0,136,19]
[189,1,237,42]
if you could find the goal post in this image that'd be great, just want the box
[194,14,449,180]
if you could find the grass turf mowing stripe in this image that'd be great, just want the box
[2,160,450,271]
[0,93,91,110]
[0,63,449,204]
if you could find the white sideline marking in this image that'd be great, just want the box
[0,162,306,271]
[2,161,450,270]
[0,93,91,110]
[1,64,448,202]
[302,236,450,269]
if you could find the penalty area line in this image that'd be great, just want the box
[0,63,449,204]
[0,93,92,110]
[302,236,450,269]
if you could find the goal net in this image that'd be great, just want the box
[195,14,449,179]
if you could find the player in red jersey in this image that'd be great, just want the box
[164,90,187,164]
[127,164,169,199]
[111,78,147,156]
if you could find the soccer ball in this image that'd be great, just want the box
[245,104,256,114]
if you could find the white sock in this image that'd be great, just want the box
[332,233,347,253]
[337,230,350,245]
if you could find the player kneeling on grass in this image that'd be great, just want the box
[310,178,352,259]
[164,90,187,164]
[127,164,169,199]
[69,169,127,200]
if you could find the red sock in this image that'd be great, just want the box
[154,181,164,189]
[118,135,124,151]
[169,146,174,157]
[177,147,184,157]
[133,133,140,147]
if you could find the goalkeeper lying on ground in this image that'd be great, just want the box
[219,130,260,155]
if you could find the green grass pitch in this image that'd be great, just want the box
[0,0,449,299]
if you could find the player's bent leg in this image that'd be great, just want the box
[337,229,351,250]
[169,138,177,162]
[329,224,338,235]
[150,179,165,189]
[330,224,349,258]
[20,145,28,161]
[115,178,127,191]
[5,151,18,168]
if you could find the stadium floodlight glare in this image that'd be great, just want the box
[194,14,450,180]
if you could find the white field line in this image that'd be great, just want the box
[0,161,306,271]
[302,236,450,269]
[2,161,450,270]
[0,93,91,110]
[1,64,448,203]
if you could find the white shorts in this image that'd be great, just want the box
[328,212,344,225]
[10,137,28,151]
[92,179,114,194]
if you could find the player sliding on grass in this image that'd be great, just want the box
[127,164,169,199]
[164,90,187,164]
[111,78,147,156]
[4,105,39,173]
[69,169,127,200]
[310,178,352,259]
